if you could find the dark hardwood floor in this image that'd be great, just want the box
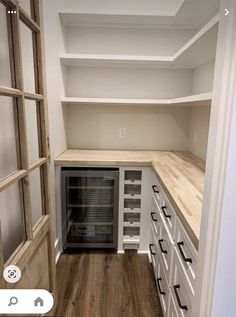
[54,250,163,317]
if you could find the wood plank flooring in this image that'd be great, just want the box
[55,251,163,317]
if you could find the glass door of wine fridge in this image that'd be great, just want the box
[61,168,119,250]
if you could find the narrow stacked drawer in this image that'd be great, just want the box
[149,172,198,317]
[123,170,142,248]
[170,218,197,317]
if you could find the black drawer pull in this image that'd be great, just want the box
[156,278,165,295]
[152,185,159,193]
[151,212,158,222]
[161,206,171,219]
[149,243,156,255]
[173,284,188,311]
[177,241,192,263]
[158,239,167,254]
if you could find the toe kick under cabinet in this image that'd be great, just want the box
[149,172,198,317]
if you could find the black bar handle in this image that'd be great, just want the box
[149,243,156,255]
[173,284,188,311]
[152,185,159,194]
[156,278,165,295]
[151,212,158,222]
[177,241,192,263]
[158,239,167,254]
[161,206,171,219]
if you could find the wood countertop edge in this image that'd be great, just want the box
[150,163,199,250]
[55,160,151,167]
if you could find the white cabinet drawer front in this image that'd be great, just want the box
[150,196,162,238]
[171,250,194,317]
[149,225,158,277]
[156,252,169,317]
[168,292,180,317]
[158,217,174,285]
[152,192,161,213]
[161,192,176,238]
[175,219,198,291]
[152,173,162,207]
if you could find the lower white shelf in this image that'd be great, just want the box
[123,222,140,227]
[61,92,212,107]
[123,235,140,243]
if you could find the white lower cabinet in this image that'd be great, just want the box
[168,292,179,317]
[175,219,197,291]
[158,215,174,285]
[150,193,162,238]
[160,191,176,238]
[156,252,169,316]
[170,249,194,317]
[149,172,197,317]
[149,224,158,277]
[152,173,162,208]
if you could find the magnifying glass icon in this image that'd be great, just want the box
[8,296,18,306]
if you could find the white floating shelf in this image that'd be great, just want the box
[61,93,212,107]
[59,12,175,29]
[60,15,219,69]
[172,15,219,68]
[60,54,172,68]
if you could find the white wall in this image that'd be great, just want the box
[188,106,211,160]
[192,60,215,94]
[66,104,190,150]
[64,26,195,56]
[58,0,184,16]
[65,66,193,99]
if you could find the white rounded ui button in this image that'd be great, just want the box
[3,265,22,284]
[0,289,54,314]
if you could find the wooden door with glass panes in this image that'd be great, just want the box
[0,0,56,310]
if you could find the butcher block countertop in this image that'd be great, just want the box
[55,149,205,249]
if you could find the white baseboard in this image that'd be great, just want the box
[117,249,125,254]
[54,238,61,264]
[137,250,149,254]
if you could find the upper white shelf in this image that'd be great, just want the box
[60,54,172,68]
[60,15,219,69]
[172,15,219,68]
[59,12,177,29]
[61,92,212,107]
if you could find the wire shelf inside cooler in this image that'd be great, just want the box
[67,187,114,206]
[68,223,113,243]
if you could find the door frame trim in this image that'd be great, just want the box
[193,1,236,315]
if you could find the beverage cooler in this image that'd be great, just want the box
[61,167,119,250]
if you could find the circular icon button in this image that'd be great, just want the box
[3,265,21,284]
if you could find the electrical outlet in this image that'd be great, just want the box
[119,128,127,139]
